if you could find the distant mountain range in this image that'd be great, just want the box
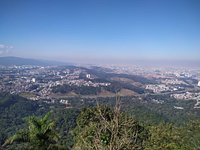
[0,56,69,66]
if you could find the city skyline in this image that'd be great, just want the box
[0,0,200,64]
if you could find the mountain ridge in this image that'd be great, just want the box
[0,56,70,66]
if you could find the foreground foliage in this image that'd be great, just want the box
[145,121,200,150]
[73,103,149,150]
[1,94,200,149]
[3,112,60,150]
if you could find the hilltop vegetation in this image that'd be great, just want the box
[1,93,200,149]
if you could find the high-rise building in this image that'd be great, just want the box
[198,81,200,87]
[86,74,91,79]
[31,78,36,83]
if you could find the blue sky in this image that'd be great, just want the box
[0,0,200,64]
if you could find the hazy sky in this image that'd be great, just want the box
[0,0,200,64]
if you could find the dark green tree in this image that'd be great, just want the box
[3,112,60,150]
[144,123,187,150]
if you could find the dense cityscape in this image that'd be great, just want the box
[1,61,200,109]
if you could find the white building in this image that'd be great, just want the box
[31,78,36,83]
[86,74,91,79]
[198,81,200,87]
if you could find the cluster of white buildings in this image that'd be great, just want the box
[146,84,170,93]
[172,92,200,100]
[161,79,186,85]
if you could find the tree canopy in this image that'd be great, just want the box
[3,112,60,150]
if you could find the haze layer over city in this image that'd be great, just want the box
[1,0,200,65]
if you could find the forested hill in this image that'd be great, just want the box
[0,93,79,149]
[0,94,48,146]
[1,93,200,149]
